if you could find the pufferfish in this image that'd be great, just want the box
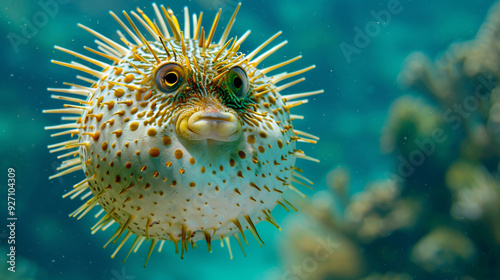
[45,3,322,265]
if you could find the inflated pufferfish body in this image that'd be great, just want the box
[45,3,322,264]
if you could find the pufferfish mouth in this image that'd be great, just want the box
[176,110,242,142]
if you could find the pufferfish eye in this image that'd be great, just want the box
[155,63,185,93]
[226,66,249,98]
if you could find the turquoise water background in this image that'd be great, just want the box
[0,0,496,279]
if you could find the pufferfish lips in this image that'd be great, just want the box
[176,110,242,142]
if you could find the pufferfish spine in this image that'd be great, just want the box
[44,3,322,265]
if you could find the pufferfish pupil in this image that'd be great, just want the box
[45,3,323,265]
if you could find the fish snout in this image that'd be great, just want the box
[176,110,242,142]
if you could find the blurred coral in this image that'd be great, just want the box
[410,227,476,274]
[278,206,364,280]
[274,1,500,279]
[380,95,442,155]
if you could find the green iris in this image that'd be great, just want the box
[226,66,249,98]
